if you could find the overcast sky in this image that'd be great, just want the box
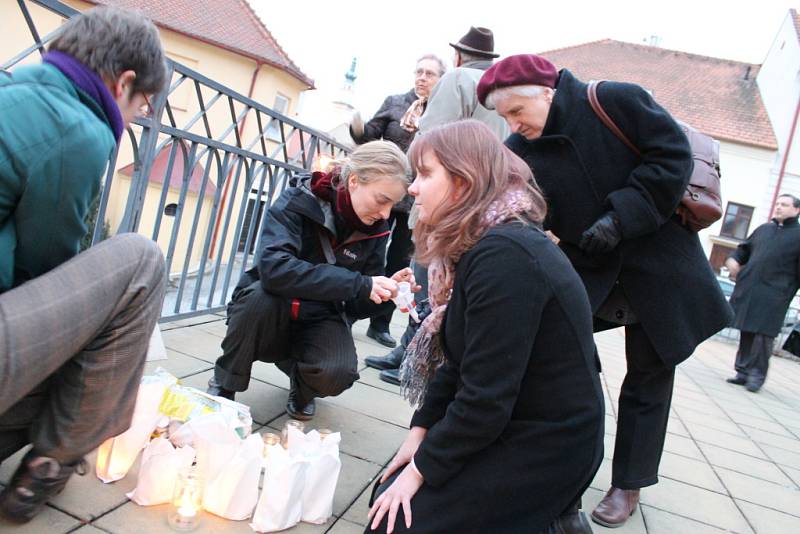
[253,0,797,117]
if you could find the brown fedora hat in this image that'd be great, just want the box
[449,26,499,58]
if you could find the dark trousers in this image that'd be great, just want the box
[382,261,430,359]
[611,323,675,489]
[367,470,588,534]
[0,234,166,464]
[214,280,359,404]
[370,212,413,332]
[734,331,773,387]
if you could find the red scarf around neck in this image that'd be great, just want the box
[309,170,383,235]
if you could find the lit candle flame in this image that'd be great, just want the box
[176,488,197,518]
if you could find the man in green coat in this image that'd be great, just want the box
[0,6,168,523]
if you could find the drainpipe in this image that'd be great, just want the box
[769,93,800,221]
[209,61,262,257]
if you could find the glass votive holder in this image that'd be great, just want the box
[282,420,305,448]
[318,428,333,441]
[262,432,280,460]
[168,467,203,531]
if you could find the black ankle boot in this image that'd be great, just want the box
[286,378,315,420]
[206,377,236,400]
[365,346,404,371]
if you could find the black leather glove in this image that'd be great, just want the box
[579,212,622,255]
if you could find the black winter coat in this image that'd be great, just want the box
[408,223,604,533]
[247,175,391,322]
[506,70,732,366]
[350,89,417,212]
[729,217,800,337]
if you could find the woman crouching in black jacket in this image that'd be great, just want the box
[208,140,414,420]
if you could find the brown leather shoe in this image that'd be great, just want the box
[591,487,639,528]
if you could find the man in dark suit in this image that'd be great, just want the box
[725,194,800,392]
[477,54,732,528]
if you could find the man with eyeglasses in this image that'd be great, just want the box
[364,26,509,386]
[0,6,167,523]
[350,54,445,349]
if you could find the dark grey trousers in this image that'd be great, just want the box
[735,331,774,387]
[214,280,359,404]
[612,323,675,489]
[0,234,166,464]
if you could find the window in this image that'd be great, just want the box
[719,202,754,240]
[266,94,290,141]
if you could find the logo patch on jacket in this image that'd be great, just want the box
[341,248,357,260]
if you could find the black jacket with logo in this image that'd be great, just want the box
[245,174,390,322]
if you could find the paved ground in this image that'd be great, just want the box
[3,313,800,533]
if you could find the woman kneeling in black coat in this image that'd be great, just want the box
[209,140,416,420]
[367,121,605,534]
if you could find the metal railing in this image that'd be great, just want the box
[5,0,350,321]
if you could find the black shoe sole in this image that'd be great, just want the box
[366,330,397,348]
[379,375,401,386]
[364,360,401,371]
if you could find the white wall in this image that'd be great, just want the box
[699,141,777,254]
[757,11,800,176]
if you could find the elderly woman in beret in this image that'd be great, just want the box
[477,54,731,528]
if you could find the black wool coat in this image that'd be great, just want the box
[350,89,417,212]
[729,217,800,337]
[506,70,732,366]
[407,224,604,534]
[247,174,390,322]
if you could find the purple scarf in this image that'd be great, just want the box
[43,51,124,142]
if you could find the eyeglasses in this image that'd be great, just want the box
[414,68,440,80]
[140,93,154,118]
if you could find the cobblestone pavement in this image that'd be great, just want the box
[2,313,800,533]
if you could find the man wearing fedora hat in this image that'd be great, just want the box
[364,26,508,387]
[416,26,508,139]
[477,54,732,528]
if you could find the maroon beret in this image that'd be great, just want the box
[477,54,558,107]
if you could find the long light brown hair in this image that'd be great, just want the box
[408,120,547,265]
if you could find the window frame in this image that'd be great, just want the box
[719,201,755,240]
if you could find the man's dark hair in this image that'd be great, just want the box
[48,6,167,95]
[779,194,800,208]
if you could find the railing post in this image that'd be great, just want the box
[118,62,172,233]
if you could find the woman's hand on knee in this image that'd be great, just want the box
[368,464,423,533]
[381,427,427,482]
[370,276,398,304]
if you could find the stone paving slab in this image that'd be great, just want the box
[5,315,800,532]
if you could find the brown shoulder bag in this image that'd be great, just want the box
[587,81,722,232]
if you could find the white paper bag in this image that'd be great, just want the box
[126,438,195,505]
[95,370,177,483]
[250,427,309,533]
[203,433,263,520]
[301,431,342,524]
[145,325,168,362]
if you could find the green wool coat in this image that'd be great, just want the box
[0,63,116,291]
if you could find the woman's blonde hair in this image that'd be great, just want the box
[408,120,547,265]
[337,140,410,189]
